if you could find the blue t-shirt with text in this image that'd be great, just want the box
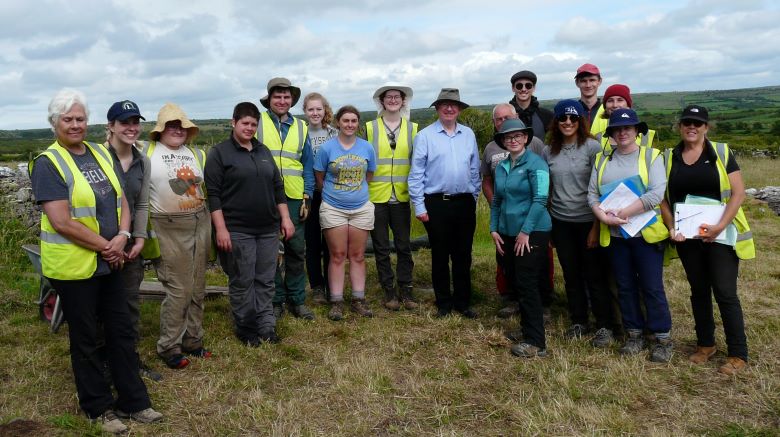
[314,137,376,210]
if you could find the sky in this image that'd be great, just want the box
[1,0,779,130]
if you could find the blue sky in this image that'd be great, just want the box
[1,0,778,129]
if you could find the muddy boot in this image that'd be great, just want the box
[400,284,418,310]
[351,298,374,318]
[383,287,400,311]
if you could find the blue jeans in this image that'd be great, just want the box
[607,237,671,334]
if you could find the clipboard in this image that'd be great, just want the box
[674,203,730,242]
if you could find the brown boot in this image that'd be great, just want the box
[351,298,374,318]
[328,301,344,321]
[718,357,746,375]
[383,287,400,311]
[689,346,716,364]
[400,285,418,310]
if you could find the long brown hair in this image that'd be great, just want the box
[545,117,593,155]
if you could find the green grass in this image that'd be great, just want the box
[1,159,779,435]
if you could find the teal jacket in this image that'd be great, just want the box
[490,150,552,236]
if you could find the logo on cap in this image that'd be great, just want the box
[621,113,630,118]
[564,106,579,116]
[122,101,137,110]
[690,108,699,113]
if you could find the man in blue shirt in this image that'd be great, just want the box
[257,77,316,320]
[408,88,481,318]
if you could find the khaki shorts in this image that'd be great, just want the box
[320,200,375,230]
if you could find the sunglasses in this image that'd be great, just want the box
[387,132,396,149]
[514,82,534,90]
[557,114,580,123]
[681,119,705,127]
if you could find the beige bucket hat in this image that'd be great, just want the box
[372,84,413,119]
[259,77,302,109]
[149,103,199,143]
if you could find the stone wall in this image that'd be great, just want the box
[0,163,40,232]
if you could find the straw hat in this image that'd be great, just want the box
[149,103,199,143]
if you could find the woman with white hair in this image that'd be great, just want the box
[30,89,161,433]
[365,85,418,310]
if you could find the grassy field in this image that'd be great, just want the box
[1,159,779,435]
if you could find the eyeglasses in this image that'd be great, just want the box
[557,114,580,123]
[384,95,403,101]
[681,119,705,127]
[514,82,534,90]
[503,135,526,144]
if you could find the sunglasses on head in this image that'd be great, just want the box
[514,82,534,90]
[557,114,580,123]
[681,119,705,127]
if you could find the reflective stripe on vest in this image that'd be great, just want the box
[33,141,123,280]
[663,142,755,259]
[366,117,416,203]
[258,112,306,199]
[140,141,206,259]
[595,146,667,246]
[600,129,656,154]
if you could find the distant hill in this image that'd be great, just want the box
[2,85,778,160]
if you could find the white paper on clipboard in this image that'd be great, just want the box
[674,203,726,240]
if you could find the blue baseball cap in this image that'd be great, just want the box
[107,100,145,122]
[605,108,648,137]
[553,99,585,118]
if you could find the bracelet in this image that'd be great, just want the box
[118,230,132,239]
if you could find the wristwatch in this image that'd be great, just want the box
[118,230,132,239]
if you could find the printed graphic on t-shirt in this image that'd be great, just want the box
[79,161,113,198]
[150,146,205,213]
[490,151,510,172]
[328,154,367,192]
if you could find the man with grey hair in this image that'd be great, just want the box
[481,103,547,318]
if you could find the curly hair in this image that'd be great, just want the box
[303,92,334,128]
[545,116,593,155]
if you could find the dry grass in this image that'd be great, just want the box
[1,161,780,436]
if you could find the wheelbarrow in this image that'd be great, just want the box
[22,244,65,333]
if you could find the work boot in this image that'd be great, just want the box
[290,304,315,320]
[351,298,373,318]
[273,303,285,319]
[718,357,747,376]
[590,327,614,348]
[311,285,328,305]
[383,287,400,311]
[650,337,674,363]
[328,301,344,321]
[400,285,418,310]
[619,330,645,355]
[689,346,716,364]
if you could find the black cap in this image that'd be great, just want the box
[679,105,709,123]
[510,70,537,86]
[107,100,145,122]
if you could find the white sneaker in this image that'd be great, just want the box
[93,410,128,434]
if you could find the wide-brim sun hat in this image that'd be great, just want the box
[605,108,648,138]
[259,77,301,109]
[373,84,413,119]
[494,118,533,147]
[149,103,199,143]
[429,88,469,109]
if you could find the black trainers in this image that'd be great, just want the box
[162,353,190,369]
[273,303,285,319]
[290,304,315,320]
[650,337,674,363]
[139,361,162,382]
[456,308,478,319]
[259,328,281,344]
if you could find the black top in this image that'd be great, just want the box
[667,139,740,206]
[205,136,286,235]
[508,96,553,140]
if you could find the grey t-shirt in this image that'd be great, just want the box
[308,125,338,160]
[32,149,120,276]
[587,148,666,237]
[542,138,601,222]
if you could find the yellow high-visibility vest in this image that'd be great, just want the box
[594,146,668,247]
[31,141,123,280]
[257,112,307,199]
[664,142,755,259]
[597,129,657,153]
[366,117,418,203]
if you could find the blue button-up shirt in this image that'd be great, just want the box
[408,120,481,215]
[266,111,315,197]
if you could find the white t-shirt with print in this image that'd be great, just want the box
[148,142,205,213]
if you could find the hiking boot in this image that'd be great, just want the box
[590,328,614,348]
[184,347,213,359]
[311,285,328,305]
[259,328,281,344]
[399,285,418,309]
[139,361,162,382]
[351,298,374,318]
[290,304,315,320]
[383,287,400,311]
[436,307,451,318]
[162,353,190,369]
[116,407,163,423]
[689,346,716,364]
[565,323,589,339]
[650,337,674,363]
[718,357,747,376]
[328,301,344,321]
[497,301,520,319]
[456,307,478,319]
[93,410,127,434]
[504,328,523,342]
[619,331,645,355]
[273,303,285,319]
[511,342,547,358]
